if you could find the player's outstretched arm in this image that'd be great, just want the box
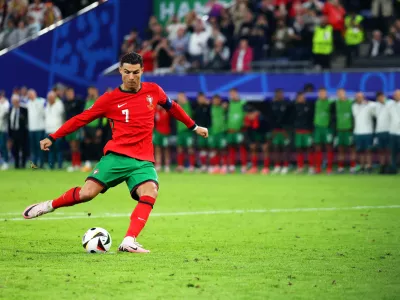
[41,94,108,150]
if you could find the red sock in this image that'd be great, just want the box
[327,150,334,169]
[297,152,304,168]
[215,154,220,166]
[315,151,323,172]
[189,154,196,167]
[338,161,344,168]
[283,161,289,167]
[350,160,356,168]
[240,146,247,167]
[264,157,270,168]
[200,151,207,166]
[177,153,184,166]
[71,153,76,166]
[228,147,235,166]
[251,154,257,168]
[222,153,228,166]
[308,152,314,168]
[76,152,81,166]
[125,196,156,238]
[52,187,82,209]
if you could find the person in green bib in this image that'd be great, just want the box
[194,92,211,172]
[208,95,228,174]
[334,88,356,173]
[176,92,195,172]
[227,88,247,173]
[82,87,107,172]
[313,88,335,174]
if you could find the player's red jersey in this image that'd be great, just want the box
[49,82,195,162]
[154,106,171,135]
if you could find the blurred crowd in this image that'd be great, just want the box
[0,0,103,50]
[0,84,400,175]
[120,0,400,72]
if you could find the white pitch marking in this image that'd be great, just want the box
[2,205,400,221]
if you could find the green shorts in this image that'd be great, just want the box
[227,132,244,145]
[337,131,353,147]
[153,131,169,147]
[208,133,227,149]
[65,131,81,142]
[295,132,312,148]
[247,131,266,144]
[314,127,333,145]
[177,131,194,148]
[87,153,158,200]
[272,131,290,146]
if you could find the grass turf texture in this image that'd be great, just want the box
[0,171,399,300]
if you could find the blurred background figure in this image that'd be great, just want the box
[9,94,28,169]
[388,90,400,174]
[153,105,171,173]
[0,90,10,170]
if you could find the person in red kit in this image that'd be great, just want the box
[153,105,171,172]
[22,52,208,253]
[323,0,346,51]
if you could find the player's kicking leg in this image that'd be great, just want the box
[22,180,103,219]
[118,181,158,253]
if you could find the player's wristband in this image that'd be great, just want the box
[190,124,198,131]
[48,135,56,142]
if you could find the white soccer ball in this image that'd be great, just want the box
[82,227,112,253]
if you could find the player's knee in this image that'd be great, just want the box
[137,182,158,199]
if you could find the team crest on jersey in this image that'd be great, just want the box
[146,95,154,110]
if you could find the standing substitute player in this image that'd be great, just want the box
[22,52,208,253]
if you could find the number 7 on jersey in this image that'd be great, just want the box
[122,109,129,123]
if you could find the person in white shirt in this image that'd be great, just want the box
[352,92,376,173]
[45,91,65,169]
[0,91,10,170]
[388,90,400,174]
[26,89,46,168]
[188,19,211,67]
[373,92,393,173]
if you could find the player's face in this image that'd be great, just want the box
[66,89,75,100]
[120,63,143,91]
[394,90,400,101]
[177,93,187,104]
[229,90,239,101]
[337,89,346,100]
[355,93,364,103]
[318,90,327,99]
[212,97,221,106]
[297,95,305,103]
[377,95,385,103]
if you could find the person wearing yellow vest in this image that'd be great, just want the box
[344,13,364,67]
[312,17,334,69]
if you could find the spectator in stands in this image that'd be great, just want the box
[149,23,164,49]
[45,90,64,169]
[146,15,160,39]
[207,26,226,52]
[139,40,155,73]
[0,0,8,30]
[15,19,28,43]
[153,38,174,74]
[28,0,45,26]
[170,54,191,74]
[42,1,62,28]
[288,15,310,61]
[384,35,395,56]
[26,89,45,168]
[230,1,248,36]
[1,19,18,49]
[64,87,83,172]
[231,38,253,72]
[9,94,28,169]
[121,29,142,54]
[166,14,186,41]
[388,90,400,174]
[272,19,291,57]
[188,19,211,68]
[368,30,386,57]
[322,0,345,53]
[249,26,267,60]
[20,86,28,104]
[371,0,393,19]
[344,13,364,67]
[237,9,254,40]
[0,90,10,170]
[220,8,235,50]
[312,16,333,69]
[206,39,230,70]
[26,14,41,36]
[8,0,28,25]
[205,0,225,18]
[170,27,189,56]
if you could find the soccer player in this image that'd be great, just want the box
[373,92,392,174]
[244,106,269,174]
[153,105,171,172]
[208,95,228,174]
[269,89,291,174]
[226,88,247,173]
[388,90,400,174]
[194,92,211,172]
[293,92,314,173]
[64,87,84,172]
[313,88,335,174]
[0,90,10,170]
[352,92,375,173]
[175,92,196,172]
[335,89,356,173]
[22,52,208,253]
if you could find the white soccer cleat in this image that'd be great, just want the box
[1,163,9,170]
[200,165,207,173]
[23,200,54,219]
[308,167,315,175]
[272,166,281,174]
[118,236,150,253]
[228,165,235,173]
[66,166,75,172]
[281,166,289,175]
[164,166,170,173]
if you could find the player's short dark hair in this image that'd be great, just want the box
[376,91,384,97]
[229,88,238,92]
[319,87,326,91]
[275,88,283,93]
[297,91,305,97]
[212,94,221,99]
[120,52,143,67]
[197,92,205,97]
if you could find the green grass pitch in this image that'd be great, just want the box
[0,171,399,299]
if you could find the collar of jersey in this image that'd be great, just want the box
[119,84,142,94]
